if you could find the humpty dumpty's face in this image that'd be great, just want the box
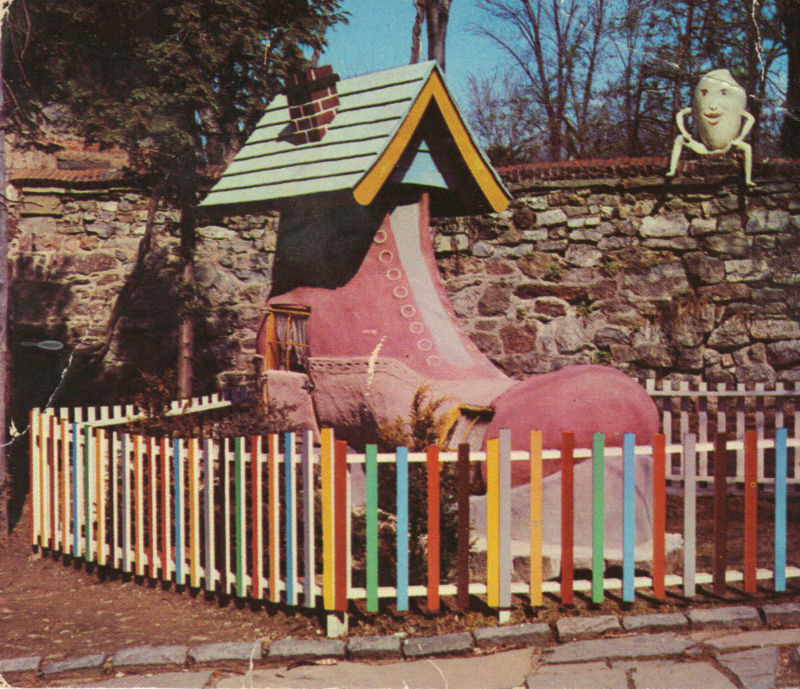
[692,69,747,150]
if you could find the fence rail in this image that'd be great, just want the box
[29,402,800,636]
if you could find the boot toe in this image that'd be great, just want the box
[485,365,659,486]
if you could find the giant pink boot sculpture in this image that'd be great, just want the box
[260,190,658,487]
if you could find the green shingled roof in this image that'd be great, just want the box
[200,61,509,213]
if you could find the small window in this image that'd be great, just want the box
[264,304,310,372]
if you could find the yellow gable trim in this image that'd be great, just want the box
[352,70,509,212]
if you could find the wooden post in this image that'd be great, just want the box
[775,428,787,592]
[652,433,666,600]
[591,432,604,604]
[622,434,635,603]
[426,445,440,612]
[744,430,758,594]
[529,431,543,607]
[683,433,696,598]
[561,431,574,605]
[456,443,470,609]
[713,433,728,596]
[365,444,379,613]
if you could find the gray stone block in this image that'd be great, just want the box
[626,659,737,689]
[687,606,761,630]
[527,661,628,689]
[622,612,689,633]
[403,632,474,658]
[709,628,800,651]
[347,635,403,659]
[474,622,552,647]
[189,641,261,664]
[547,632,695,664]
[42,654,106,675]
[761,602,800,626]
[556,614,621,641]
[112,645,188,667]
[0,656,40,673]
[718,647,780,689]
[267,639,346,661]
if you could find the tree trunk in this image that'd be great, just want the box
[411,0,424,63]
[177,201,196,400]
[0,20,9,540]
[780,0,800,156]
[425,0,450,70]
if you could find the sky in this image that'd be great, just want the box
[320,0,508,105]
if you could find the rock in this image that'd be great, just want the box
[556,615,621,641]
[473,622,552,648]
[402,633,474,658]
[267,639,346,661]
[42,654,107,675]
[565,244,603,267]
[718,647,780,689]
[767,341,800,367]
[554,318,585,354]
[708,317,751,350]
[189,641,262,663]
[684,252,725,283]
[686,606,760,630]
[622,613,689,633]
[750,319,800,341]
[112,645,188,667]
[704,233,750,257]
[500,322,538,353]
[639,214,689,238]
[725,258,770,282]
[347,635,402,659]
[536,209,568,226]
[478,285,511,316]
[546,633,695,664]
[761,603,800,626]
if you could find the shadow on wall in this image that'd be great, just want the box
[7,244,241,527]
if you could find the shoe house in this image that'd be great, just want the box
[200,61,658,515]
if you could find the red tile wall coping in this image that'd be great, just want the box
[9,156,800,189]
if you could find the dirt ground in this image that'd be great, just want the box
[3,493,800,668]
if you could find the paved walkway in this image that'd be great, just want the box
[3,604,800,688]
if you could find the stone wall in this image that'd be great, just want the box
[434,160,800,387]
[8,158,800,411]
[8,177,277,406]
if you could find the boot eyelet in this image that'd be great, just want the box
[378,249,393,264]
[417,339,433,351]
[386,268,402,281]
[409,321,424,334]
[426,355,441,367]
[400,304,416,318]
[392,285,409,299]
[373,228,388,244]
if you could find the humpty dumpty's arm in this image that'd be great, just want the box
[675,107,693,140]
[668,107,709,176]
[734,110,755,144]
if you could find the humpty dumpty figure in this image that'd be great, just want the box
[667,68,755,185]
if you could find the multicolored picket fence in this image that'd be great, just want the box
[28,390,800,636]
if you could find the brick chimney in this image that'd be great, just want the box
[285,65,340,145]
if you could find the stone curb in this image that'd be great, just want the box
[0,603,792,678]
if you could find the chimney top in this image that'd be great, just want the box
[285,65,340,145]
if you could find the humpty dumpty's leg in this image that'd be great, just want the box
[667,135,684,177]
[732,139,754,186]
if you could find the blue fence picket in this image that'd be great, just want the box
[396,446,409,612]
[775,428,787,592]
[623,433,636,602]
